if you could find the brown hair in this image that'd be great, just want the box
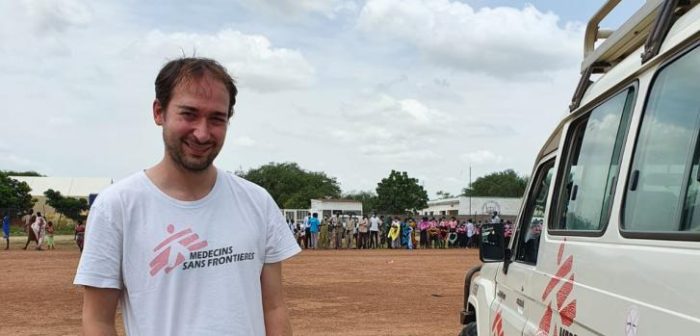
[155,57,238,118]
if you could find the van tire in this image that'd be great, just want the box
[459,322,477,336]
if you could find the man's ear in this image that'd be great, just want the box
[153,99,165,125]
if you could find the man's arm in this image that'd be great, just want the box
[82,286,120,336]
[261,262,293,336]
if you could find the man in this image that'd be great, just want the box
[303,212,311,249]
[368,214,380,249]
[74,58,301,336]
[491,211,501,224]
[345,215,355,249]
[2,212,9,250]
[25,212,45,250]
[466,219,475,248]
[309,213,320,249]
[332,213,343,249]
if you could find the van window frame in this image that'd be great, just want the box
[548,82,638,237]
[620,42,700,242]
[512,157,555,265]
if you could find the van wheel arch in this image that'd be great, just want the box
[459,322,477,336]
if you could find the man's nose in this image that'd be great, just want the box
[192,120,211,142]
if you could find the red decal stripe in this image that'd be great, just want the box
[559,299,577,327]
[556,274,574,309]
[492,312,501,330]
[538,304,553,335]
[541,255,573,300]
[557,241,565,265]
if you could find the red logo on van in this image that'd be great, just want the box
[491,309,505,336]
[149,224,208,276]
[537,240,577,336]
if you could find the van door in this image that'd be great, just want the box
[492,159,555,336]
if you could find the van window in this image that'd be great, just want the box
[515,159,554,264]
[623,46,700,233]
[552,88,635,232]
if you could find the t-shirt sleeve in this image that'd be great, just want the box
[73,201,123,289]
[264,195,301,264]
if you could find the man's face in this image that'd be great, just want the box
[154,74,230,173]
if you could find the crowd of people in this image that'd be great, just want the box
[1,209,86,251]
[287,211,513,250]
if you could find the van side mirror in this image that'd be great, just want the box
[480,223,505,262]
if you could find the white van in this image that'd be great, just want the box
[460,1,700,335]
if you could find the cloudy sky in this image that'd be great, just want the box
[0,0,644,198]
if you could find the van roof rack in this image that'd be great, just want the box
[569,0,697,112]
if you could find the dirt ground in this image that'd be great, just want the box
[1,236,481,336]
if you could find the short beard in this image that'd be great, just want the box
[164,136,218,173]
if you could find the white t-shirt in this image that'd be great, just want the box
[466,222,475,237]
[369,216,380,231]
[74,169,301,336]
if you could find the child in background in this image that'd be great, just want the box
[46,221,55,250]
[75,220,85,252]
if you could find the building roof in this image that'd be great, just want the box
[310,198,362,204]
[10,176,113,197]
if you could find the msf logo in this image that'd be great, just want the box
[491,309,505,336]
[537,240,577,336]
[149,224,208,276]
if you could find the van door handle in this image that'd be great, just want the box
[497,290,506,300]
[516,298,525,308]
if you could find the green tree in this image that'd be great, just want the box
[2,170,43,177]
[462,169,528,197]
[343,191,379,214]
[375,170,428,214]
[239,162,341,209]
[0,172,36,216]
[435,190,454,199]
[44,189,89,221]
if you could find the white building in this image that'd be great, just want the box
[310,198,363,218]
[421,196,522,219]
[281,199,363,224]
[10,176,113,216]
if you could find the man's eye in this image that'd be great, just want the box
[211,118,227,125]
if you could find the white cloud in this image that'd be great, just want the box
[461,150,505,165]
[23,0,93,33]
[357,0,582,76]
[243,0,358,19]
[233,135,256,147]
[134,29,316,93]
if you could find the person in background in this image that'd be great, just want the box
[2,212,10,250]
[369,213,380,249]
[74,220,85,252]
[309,213,320,249]
[344,215,355,249]
[27,212,46,250]
[358,215,369,249]
[466,219,475,249]
[389,217,401,249]
[303,212,311,249]
[457,221,467,248]
[418,217,430,249]
[45,221,56,250]
[23,210,38,250]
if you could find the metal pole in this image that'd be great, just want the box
[469,165,472,216]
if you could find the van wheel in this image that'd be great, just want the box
[459,322,477,336]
